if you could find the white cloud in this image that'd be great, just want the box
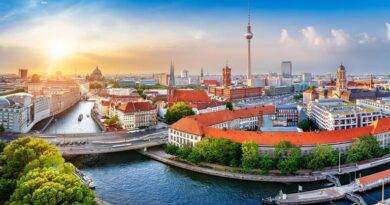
[190,30,208,40]
[300,26,325,46]
[279,29,297,46]
[386,23,390,42]
[330,29,349,46]
[357,32,375,44]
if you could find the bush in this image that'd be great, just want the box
[347,136,382,162]
[258,154,274,174]
[165,102,195,124]
[306,144,338,170]
[241,141,259,172]
[164,144,179,155]
[177,146,192,159]
[274,141,301,175]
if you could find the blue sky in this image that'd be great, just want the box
[0,0,389,75]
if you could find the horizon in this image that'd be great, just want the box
[0,0,390,75]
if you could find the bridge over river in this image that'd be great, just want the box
[37,129,168,156]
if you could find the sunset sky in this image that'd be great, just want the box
[0,0,390,75]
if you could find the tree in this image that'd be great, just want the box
[298,119,318,131]
[274,141,301,175]
[225,102,233,111]
[0,140,6,153]
[306,144,338,170]
[8,168,95,205]
[258,154,274,174]
[0,124,5,134]
[165,102,195,124]
[105,115,121,129]
[241,141,259,172]
[347,135,382,163]
[177,145,192,159]
[164,143,179,155]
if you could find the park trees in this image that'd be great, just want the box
[105,115,121,129]
[305,144,338,170]
[165,102,195,124]
[225,102,233,111]
[274,141,301,175]
[347,136,382,163]
[241,141,259,172]
[297,119,318,131]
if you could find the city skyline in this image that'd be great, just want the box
[0,0,390,75]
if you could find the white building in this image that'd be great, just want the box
[302,73,312,83]
[307,99,383,130]
[33,95,51,123]
[0,93,34,133]
[107,88,137,96]
[357,98,390,116]
[181,69,189,78]
[281,61,292,77]
[247,77,266,87]
[113,101,157,130]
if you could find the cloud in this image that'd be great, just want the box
[190,30,208,40]
[386,23,390,42]
[279,29,297,46]
[357,32,376,44]
[300,26,325,46]
[330,29,349,46]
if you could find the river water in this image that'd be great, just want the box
[48,102,389,205]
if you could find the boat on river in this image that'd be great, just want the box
[78,114,83,122]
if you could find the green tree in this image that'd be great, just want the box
[0,140,6,153]
[306,144,338,170]
[274,141,301,175]
[241,141,259,172]
[164,143,179,155]
[225,102,233,111]
[298,119,318,131]
[0,124,5,134]
[105,115,121,129]
[258,154,274,174]
[177,145,192,159]
[8,168,95,205]
[347,135,382,163]
[165,102,195,124]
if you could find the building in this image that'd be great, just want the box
[303,88,318,104]
[247,77,266,87]
[222,66,231,87]
[138,79,157,86]
[208,86,263,101]
[307,99,383,130]
[335,64,347,96]
[169,61,175,87]
[107,88,137,96]
[264,85,294,96]
[32,95,51,123]
[88,66,104,82]
[114,101,157,130]
[0,93,34,133]
[118,79,136,87]
[181,69,189,78]
[357,98,390,116]
[302,73,312,83]
[273,104,299,127]
[155,73,169,86]
[169,106,274,147]
[19,69,28,81]
[168,105,390,155]
[281,61,292,78]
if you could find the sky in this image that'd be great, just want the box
[0,0,390,75]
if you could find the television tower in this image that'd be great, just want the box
[244,2,253,80]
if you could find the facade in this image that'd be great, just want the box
[222,66,232,87]
[302,73,312,83]
[281,61,292,78]
[264,85,294,96]
[33,95,51,123]
[114,101,157,130]
[19,69,28,81]
[208,86,263,101]
[107,88,137,96]
[155,73,169,86]
[118,79,136,87]
[357,98,390,116]
[303,88,318,104]
[168,104,390,155]
[0,93,34,133]
[169,61,175,87]
[181,69,189,78]
[307,99,383,130]
[273,104,299,127]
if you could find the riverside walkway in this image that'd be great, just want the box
[275,169,390,205]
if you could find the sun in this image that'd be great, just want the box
[48,41,70,60]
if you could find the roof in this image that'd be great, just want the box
[117,101,155,113]
[357,169,390,186]
[168,89,210,103]
[169,105,275,135]
[205,125,373,146]
[371,117,390,135]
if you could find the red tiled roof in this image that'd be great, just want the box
[169,105,275,136]
[357,169,390,186]
[118,101,155,113]
[187,101,224,110]
[168,89,211,103]
[371,117,390,135]
[202,80,219,86]
[205,126,373,146]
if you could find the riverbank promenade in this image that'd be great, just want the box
[139,147,390,183]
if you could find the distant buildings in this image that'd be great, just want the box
[264,85,293,96]
[19,69,28,81]
[107,88,137,96]
[222,66,231,87]
[281,61,292,78]
[307,99,383,130]
[274,104,299,127]
[169,61,175,87]
[302,72,312,83]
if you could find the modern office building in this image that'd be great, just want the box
[281,61,292,77]
[0,93,34,133]
[307,99,383,130]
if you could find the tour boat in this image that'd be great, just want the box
[78,114,83,121]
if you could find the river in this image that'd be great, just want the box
[49,101,389,205]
